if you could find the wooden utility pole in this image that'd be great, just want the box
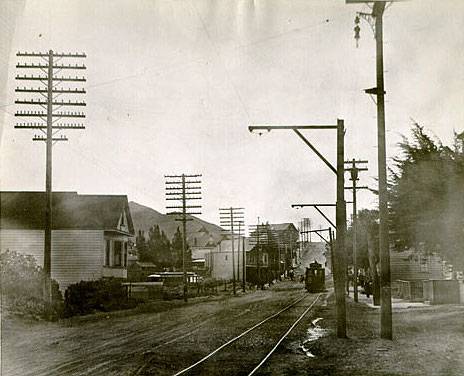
[344,159,368,302]
[347,0,394,339]
[15,50,86,303]
[165,174,202,302]
[236,220,247,292]
[335,119,347,338]
[242,227,246,292]
[249,121,347,338]
[219,207,244,296]
[374,2,393,340]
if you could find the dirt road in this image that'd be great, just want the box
[2,282,322,376]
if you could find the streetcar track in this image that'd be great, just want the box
[172,292,321,376]
[133,292,306,376]
[247,293,321,375]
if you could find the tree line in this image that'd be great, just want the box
[135,225,191,269]
[345,122,464,272]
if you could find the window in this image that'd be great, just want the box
[105,240,111,266]
[124,242,128,267]
[114,241,122,267]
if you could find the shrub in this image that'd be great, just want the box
[64,278,135,317]
[0,249,63,320]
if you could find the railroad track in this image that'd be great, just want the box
[171,292,323,376]
[132,289,310,376]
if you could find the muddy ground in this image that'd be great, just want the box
[260,295,464,376]
[2,282,463,376]
[2,281,321,376]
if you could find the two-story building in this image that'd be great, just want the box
[206,236,252,280]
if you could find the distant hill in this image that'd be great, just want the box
[128,201,224,247]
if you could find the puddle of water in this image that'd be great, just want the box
[299,318,331,358]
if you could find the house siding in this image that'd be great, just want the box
[209,250,243,280]
[0,229,104,291]
[390,251,443,281]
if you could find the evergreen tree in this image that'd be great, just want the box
[345,209,379,271]
[146,225,160,264]
[136,230,150,262]
[171,227,191,269]
[158,230,172,267]
[389,123,464,268]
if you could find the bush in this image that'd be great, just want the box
[0,249,63,320]
[64,278,135,317]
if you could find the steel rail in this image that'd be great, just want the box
[247,293,321,375]
[173,293,317,376]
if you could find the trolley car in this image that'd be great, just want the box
[305,261,325,293]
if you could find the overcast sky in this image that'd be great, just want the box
[1,0,463,234]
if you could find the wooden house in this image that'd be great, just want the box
[390,249,444,301]
[0,191,135,291]
[390,249,443,281]
[207,236,253,280]
[269,223,300,268]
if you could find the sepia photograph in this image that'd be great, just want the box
[1,0,463,375]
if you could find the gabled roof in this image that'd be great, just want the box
[269,223,299,233]
[0,191,134,234]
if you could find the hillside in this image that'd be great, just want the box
[128,201,224,246]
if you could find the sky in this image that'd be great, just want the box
[1,0,463,234]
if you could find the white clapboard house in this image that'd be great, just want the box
[0,191,135,291]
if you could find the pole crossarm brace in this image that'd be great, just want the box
[292,203,336,229]
[301,227,332,244]
[249,124,338,175]
[314,232,329,244]
[293,129,337,174]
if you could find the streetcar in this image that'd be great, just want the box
[305,261,325,293]
[148,272,201,299]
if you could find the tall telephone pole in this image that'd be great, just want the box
[344,159,368,302]
[165,174,202,302]
[15,50,86,302]
[347,0,393,339]
[219,207,244,295]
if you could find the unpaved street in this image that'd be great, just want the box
[2,282,323,376]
